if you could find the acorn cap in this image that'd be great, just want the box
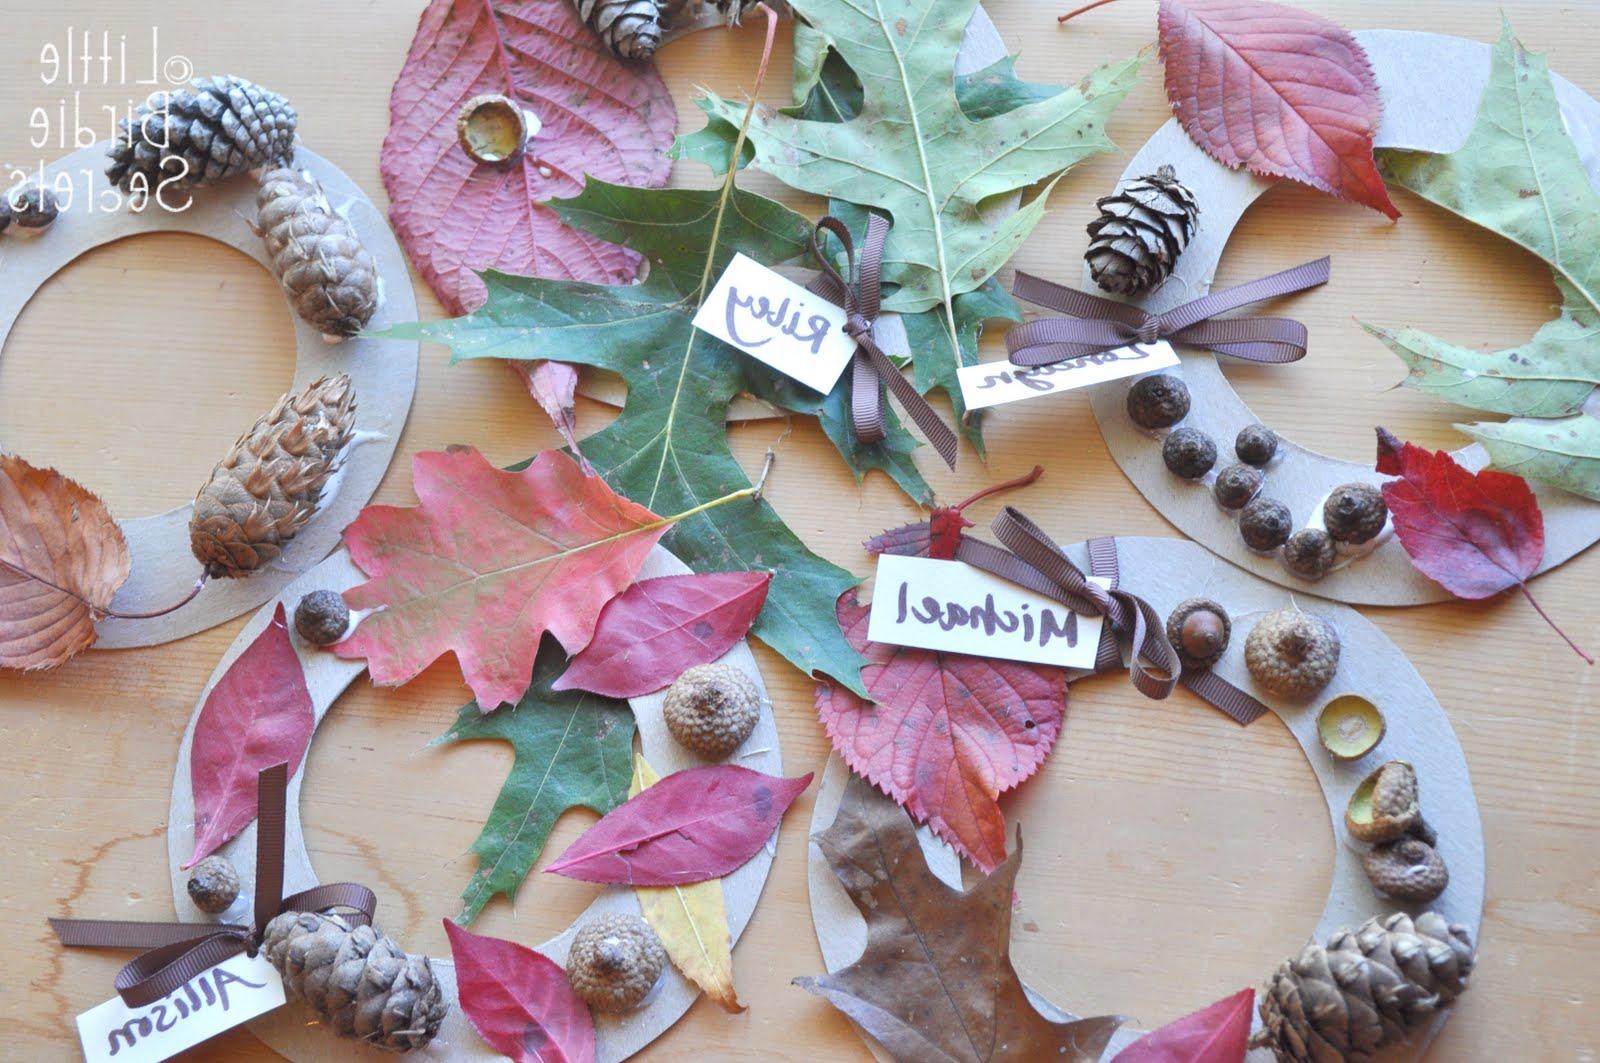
[663,662,761,759]
[1345,760,1421,843]
[1244,606,1340,698]
[565,912,666,1013]
[1317,695,1385,760]
[456,94,535,164]
[1362,837,1449,902]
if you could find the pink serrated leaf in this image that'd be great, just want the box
[186,604,314,868]
[545,765,812,886]
[511,361,592,474]
[1158,0,1399,219]
[444,920,596,1063]
[553,571,772,697]
[815,591,1067,873]
[1113,988,1254,1063]
[381,0,677,314]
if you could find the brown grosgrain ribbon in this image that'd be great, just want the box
[1006,257,1332,367]
[808,214,960,468]
[49,763,376,1008]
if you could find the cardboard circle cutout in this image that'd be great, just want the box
[808,536,1485,1059]
[0,144,419,647]
[1084,31,1600,606]
[166,544,784,1061]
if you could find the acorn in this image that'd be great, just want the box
[1213,462,1263,510]
[1283,527,1337,580]
[185,855,241,915]
[663,662,761,758]
[1165,598,1230,670]
[0,195,10,236]
[1162,427,1217,480]
[1324,482,1388,544]
[1245,606,1340,699]
[1234,423,1278,466]
[1239,497,1293,551]
[7,185,59,237]
[565,912,666,1013]
[1345,760,1421,843]
[1363,837,1449,903]
[1126,374,1190,430]
[294,589,351,646]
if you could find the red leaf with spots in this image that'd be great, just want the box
[381,0,677,314]
[815,591,1068,872]
[1157,0,1399,219]
[444,920,596,1063]
[1113,988,1254,1063]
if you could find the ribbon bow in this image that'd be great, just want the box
[1006,257,1331,368]
[50,763,376,1007]
[809,214,960,469]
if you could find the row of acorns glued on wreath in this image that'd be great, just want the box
[6,75,380,345]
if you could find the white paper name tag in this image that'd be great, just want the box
[867,554,1107,669]
[76,951,286,1063]
[692,252,858,393]
[957,340,1181,411]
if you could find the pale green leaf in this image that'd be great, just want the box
[1460,414,1600,501]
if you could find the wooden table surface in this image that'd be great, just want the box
[2,2,1596,1060]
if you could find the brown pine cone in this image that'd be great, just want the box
[256,168,379,339]
[189,375,355,579]
[107,75,297,197]
[1086,165,1200,296]
[262,910,446,1052]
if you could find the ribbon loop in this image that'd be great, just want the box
[50,763,378,1008]
[808,214,959,468]
[1007,257,1330,368]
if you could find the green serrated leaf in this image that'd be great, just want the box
[1460,415,1600,501]
[397,178,871,697]
[437,644,636,923]
[1371,22,1600,495]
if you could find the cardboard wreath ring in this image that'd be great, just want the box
[166,544,784,1061]
[1087,30,1600,606]
[0,143,419,648]
[808,536,1486,1060]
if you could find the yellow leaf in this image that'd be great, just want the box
[629,754,744,1012]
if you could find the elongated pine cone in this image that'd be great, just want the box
[1254,912,1475,1062]
[1085,164,1199,296]
[262,911,446,1052]
[577,0,664,60]
[257,168,379,339]
[107,75,296,196]
[190,375,355,579]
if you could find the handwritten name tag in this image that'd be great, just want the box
[957,340,1180,411]
[692,253,858,393]
[77,951,286,1063]
[867,554,1107,669]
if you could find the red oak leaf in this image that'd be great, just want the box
[815,592,1068,872]
[545,765,812,886]
[1156,0,1399,219]
[1113,987,1254,1063]
[553,571,771,697]
[381,0,677,314]
[187,605,314,867]
[443,920,596,1063]
[1375,427,1590,663]
[336,448,667,709]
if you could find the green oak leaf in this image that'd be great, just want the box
[436,642,636,923]
[1371,23,1600,495]
[690,0,1141,327]
[387,177,874,696]
[1461,415,1600,501]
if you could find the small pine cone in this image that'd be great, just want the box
[663,662,761,758]
[257,168,379,339]
[1085,165,1199,296]
[190,375,356,579]
[1255,912,1474,1062]
[566,912,666,1012]
[262,911,447,1052]
[577,0,665,60]
[107,75,297,196]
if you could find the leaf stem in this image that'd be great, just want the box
[657,482,766,528]
[1517,582,1594,664]
[0,557,207,621]
[1058,0,1126,22]
[951,465,1043,513]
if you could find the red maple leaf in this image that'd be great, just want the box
[815,592,1068,872]
[866,466,1044,560]
[1376,427,1590,663]
[336,447,668,708]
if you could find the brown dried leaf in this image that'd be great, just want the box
[0,456,130,670]
[796,773,1121,1062]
